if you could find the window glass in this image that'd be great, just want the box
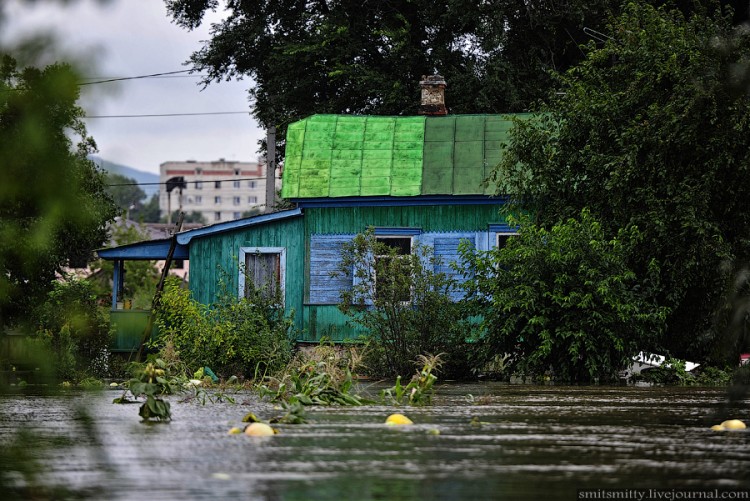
[195,181,202,190]
[215,181,221,189]
[374,236,412,302]
[497,234,514,248]
[244,252,281,299]
[233,180,240,188]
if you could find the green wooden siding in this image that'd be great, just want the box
[188,217,306,334]
[304,204,507,235]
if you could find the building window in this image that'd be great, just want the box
[195,181,202,190]
[248,196,257,204]
[497,233,514,249]
[248,181,256,188]
[233,212,241,219]
[215,181,221,189]
[214,196,221,204]
[195,195,202,205]
[234,169,240,176]
[374,236,412,303]
[233,180,241,188]
[233,196,241,206]
[195,168,202,175]
[214,212,221,221]
[239,247,286,301]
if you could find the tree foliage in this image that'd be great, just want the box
[461,211,668,382]
[0,55,119,326]
[492,2,750,362]
[165,1,747,156]
[165,0,625,153]
[105,173,146,217]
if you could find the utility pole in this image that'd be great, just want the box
[265,127,276,214]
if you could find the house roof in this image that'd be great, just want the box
[281,113,530,199]
[96,208,303,260]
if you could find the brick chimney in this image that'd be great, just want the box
[419,74,447,116]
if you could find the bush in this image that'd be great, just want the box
[336,229,482,379]
[461,210,669,383]
[154,276,293,379]
[31,278,111,381]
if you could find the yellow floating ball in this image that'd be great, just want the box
[244,422,276,437]
[227,427,243,435]
[385,413,413,426]
[720,419,747,430]
[710,425,725,431]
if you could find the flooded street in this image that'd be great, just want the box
[1,384,749,500]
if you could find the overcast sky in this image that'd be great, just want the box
[1,0,265,175]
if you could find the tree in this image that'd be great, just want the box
[165,1,747,157]
[492,2,750,362]
[164,0,628,155]
[0,55,119,326]
[161,210,206,224]
[461,211,668,382]
[134,194,161,223]
[104,173,146,218]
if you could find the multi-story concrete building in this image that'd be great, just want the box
[159,159,269,223]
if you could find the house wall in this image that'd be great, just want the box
[300,203,511,342]
[185,203,513,343]
[187,216,306,334]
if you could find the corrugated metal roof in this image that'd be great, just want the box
[281,114,530,198]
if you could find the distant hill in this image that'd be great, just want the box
[89,156,160,197]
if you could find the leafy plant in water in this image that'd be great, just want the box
[114,358,183,421]
[381,354,443,406]
[257,343,367,406]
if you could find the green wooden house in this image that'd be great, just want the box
[98,113,524,346]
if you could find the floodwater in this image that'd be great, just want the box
[1,384,749,500]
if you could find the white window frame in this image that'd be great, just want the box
[238,246,286,302]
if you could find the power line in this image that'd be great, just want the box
[106,176,281,187]
[78,70,199,86]
[86,111,250,119]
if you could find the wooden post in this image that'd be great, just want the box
[136,212,185,361]
[265,127,276,214]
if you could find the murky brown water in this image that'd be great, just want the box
[1,383,749,500]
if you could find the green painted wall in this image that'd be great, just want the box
[304,204,507,235]
[188,216,306,334]
[187,204,509,343]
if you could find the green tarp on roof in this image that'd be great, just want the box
[281,113,529,198]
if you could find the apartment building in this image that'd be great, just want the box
[159,159,268,223]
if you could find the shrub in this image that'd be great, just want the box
[31,278,111,381]
[336,229,482,379]
[154,276,293,379]
[461,210,669,383]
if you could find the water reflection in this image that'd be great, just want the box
[0,384,748,500]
